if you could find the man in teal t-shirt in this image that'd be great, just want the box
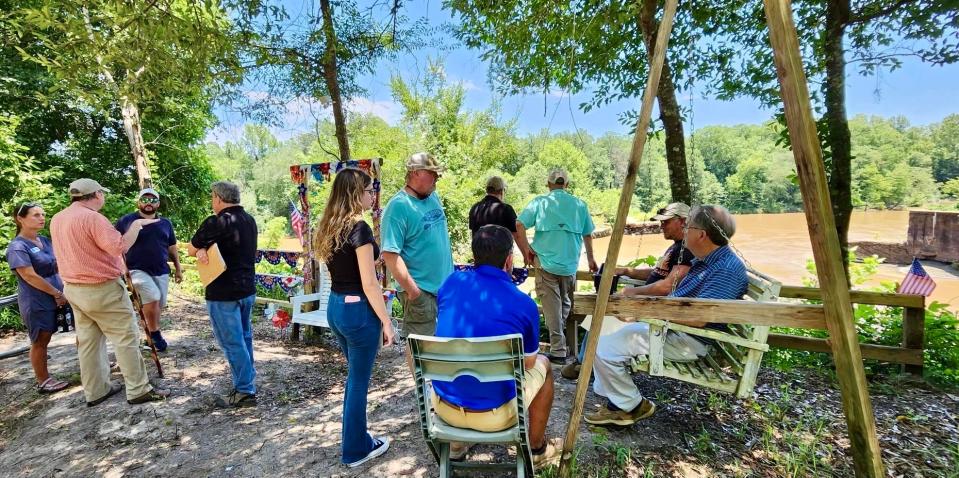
[382,152,454,338]
[516,169,597,363]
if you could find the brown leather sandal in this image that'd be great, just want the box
[37,377,70,394]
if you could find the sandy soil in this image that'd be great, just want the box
[1,290,957,477]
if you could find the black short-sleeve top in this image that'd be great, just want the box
[326,220,380,294]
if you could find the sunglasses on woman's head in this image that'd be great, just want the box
[16,202,38,216]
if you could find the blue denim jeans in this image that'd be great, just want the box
[328,290,382,464]
[206,294,257,394]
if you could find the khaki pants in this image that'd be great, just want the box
[433,358,549,432]
[535,268,575,357]
[64,279,151,402]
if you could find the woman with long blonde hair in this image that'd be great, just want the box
[314,167,396,468]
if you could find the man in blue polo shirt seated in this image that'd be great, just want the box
[432,224,562,467]
[586,205,748,427]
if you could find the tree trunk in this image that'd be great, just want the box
[120,96,153,189]
[824,0,852,277]
[320,0,350,162]
[639,0,691,205]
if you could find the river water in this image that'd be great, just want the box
[591,210,959,310]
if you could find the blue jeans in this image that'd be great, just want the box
[328,291,382,464]
[206,294,257,394]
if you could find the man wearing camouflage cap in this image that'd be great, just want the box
[382,152,454,338]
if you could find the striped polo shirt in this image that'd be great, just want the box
[671,245,747,300]
[50,202,125,284]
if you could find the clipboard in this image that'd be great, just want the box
[197,243,226,287]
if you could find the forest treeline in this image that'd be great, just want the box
[206,72,959,255]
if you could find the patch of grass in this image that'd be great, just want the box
[0,307,24,331]
[687,426,717,457]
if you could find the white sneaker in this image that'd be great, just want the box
[346,436,391,468]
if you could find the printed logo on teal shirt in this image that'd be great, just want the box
[423,209,445,230]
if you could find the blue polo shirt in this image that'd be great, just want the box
[671,245,748,336]
[432,265,540,410]
[116,213,177,276]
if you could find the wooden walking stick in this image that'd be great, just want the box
[122,269,164,378]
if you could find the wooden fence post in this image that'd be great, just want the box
[902,303,925,375]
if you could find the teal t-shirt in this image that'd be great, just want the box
[381,190,454,294]
[518,189,595,276]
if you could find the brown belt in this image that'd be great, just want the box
[438,396,497,414]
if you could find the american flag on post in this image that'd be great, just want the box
[289,201,305,244]
[897,258,937,296]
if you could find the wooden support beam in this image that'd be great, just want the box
[767,334,924,365]
[763,0,884,475]
[558,0,678,475]
[572,294,827,329]
[780,285,925,308]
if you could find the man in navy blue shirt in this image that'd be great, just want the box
[586,205,748,427]
[433,225,563,467]
[115,188,182,352]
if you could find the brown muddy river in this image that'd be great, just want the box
[591,210,959,310]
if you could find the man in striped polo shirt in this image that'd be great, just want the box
[585,205,747,427]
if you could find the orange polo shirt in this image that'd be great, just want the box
[50,202,125,284]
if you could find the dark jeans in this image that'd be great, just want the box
[206,294,257,394]
[328,290,382,464]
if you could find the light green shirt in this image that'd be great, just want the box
[381,190,454,294]
[518,189,595,276]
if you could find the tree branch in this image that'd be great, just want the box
[848,0,922,26]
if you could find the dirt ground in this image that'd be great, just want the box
[1,289,957,477]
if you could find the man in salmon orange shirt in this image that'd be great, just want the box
[50,178,169,407]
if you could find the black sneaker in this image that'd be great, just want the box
[346,436,391,468]
[547,354,568,365]
[214,390,257,408]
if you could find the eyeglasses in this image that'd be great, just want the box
[16,202,38,216]
[363,188,375,196]
[139,196,160,204]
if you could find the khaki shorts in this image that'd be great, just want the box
[433,358,549,432]
[398,290,437,338]
[129,270,169,307]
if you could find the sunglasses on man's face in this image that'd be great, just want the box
[140,196,160,204]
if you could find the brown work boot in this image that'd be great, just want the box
[531,437,564,468]
[214,390,257,408]
[584,399,656,426]
[128,388,171,405]
[560,361,581,380]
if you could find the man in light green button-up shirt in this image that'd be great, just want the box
[516,169,597,363]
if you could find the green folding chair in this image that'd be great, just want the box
[408,333,534,477]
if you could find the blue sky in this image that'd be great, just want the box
[211,1,959,142]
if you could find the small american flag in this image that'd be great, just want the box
[897,258,936,296]
[289,201,305,243]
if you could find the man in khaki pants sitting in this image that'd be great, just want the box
[50,178,169,406]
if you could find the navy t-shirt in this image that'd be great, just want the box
[116,213,177,276]
[433,265,540,410]
[6,236,63,319]
[468,195,518,233]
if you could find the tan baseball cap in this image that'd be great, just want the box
[68,178,110,197]
[405,152,445,173]
[547,169,568,185]
[650,202,690,221]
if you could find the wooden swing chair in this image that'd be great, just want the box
[558,0,886,477]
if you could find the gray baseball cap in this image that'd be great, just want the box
[68,178,110,197]
[650,202,690,221]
